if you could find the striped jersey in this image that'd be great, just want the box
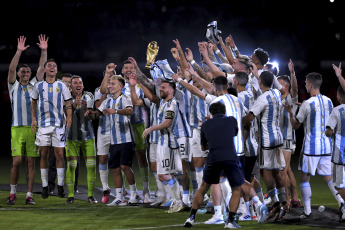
[31,79,72,128]
[98,93,134,145]
[206,93,246,155]
[67,91,95,141]
[250,89,283,148]
[326,104,345,165]
[296,94,333,156]
[123,82,145,124]
[178,79,192,125]
[173,89,191,138]
[8,77,37,126]
[238,89,258,157]
[280,94,298,140]
[94,87,112,135]
[190,89,209,130]
[143,98,160,144]
[157,98,179,148]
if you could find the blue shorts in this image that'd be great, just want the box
[203,160,244,187]
[108,142,135,169]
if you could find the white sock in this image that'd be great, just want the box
[255,188,264,203]
[214,205,222,217]
[26,192,33,198]
[301,182,312,215]
[10,184,17,194]
[245,201,251,216]
[41,168,48,187]
[154,173,165,198]
[129,184,137,195]
[57,168,65,186]
[195,166,204,189]
[99,163,109,191]
[115,188,123,199]
[328,180,344,207]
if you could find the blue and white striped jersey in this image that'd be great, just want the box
[296,94,333,156]
[123,82,145,124]
[189,89,209,130]
[238,90,258,157]
[94,87,112,135]
[280,94,298,140]
[67,91,95,141]
[157,98,179,148]
[206,93,246,155]
[250,89,283,148]
[31,79,72,128]
[327,104,345,165]
[178,79,192,126]
[8,77,37,126]
[143,98,160,144]
[173,89,191,138]
[98,94,134,145]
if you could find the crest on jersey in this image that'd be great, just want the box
[49,87,53,93]
[23,88,28,92]
[28,86,32,90]
[56,87,61,93]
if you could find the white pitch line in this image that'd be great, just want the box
[113,222,203,230]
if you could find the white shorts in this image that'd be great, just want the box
[282,140,296,154]
[35,126,66,148]
[149,143,158,162]
[177,137,189,160]
[298,154,331,176]
[97,130,111,156]
[190,129,208,159]
[260,147,286,170]
[157,145,182,174]
[332,163,345,189]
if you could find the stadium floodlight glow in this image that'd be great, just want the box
[330,0,334,3]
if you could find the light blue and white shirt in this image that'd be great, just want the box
[296,94,333,156]
[67,91,95,141]
[98,93,134,145]
[8,77,37,126]
[173,89,191,138]
[94,87,112,135]
[157,98,179,149]
[206,93,246,155]
[123,82,145,124]
[143,98,160,144]
[327,104,345,165]
[178,79,192,126]
[280,94,298,140]
[250,89,283,149]
[190,89,209,130]
[31,79,72,128]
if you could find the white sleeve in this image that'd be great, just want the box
[326,108,338,131]
[31,83,39,100]
[250,95,266,117]
[205,94,216,104]
[272,77,283,90]
[295,101,308,123]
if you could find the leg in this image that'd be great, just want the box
[48,146,57,193]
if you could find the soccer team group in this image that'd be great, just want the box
[6,33,345,228]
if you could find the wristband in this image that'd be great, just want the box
[232,46,238,52]
[190,60,196,65]
[115,109,118,114]
[177,78,182,83]
[215,49,221,54]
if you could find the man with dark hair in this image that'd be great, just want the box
[285,71,344,219]
[7,35,48,205]
[252,48,269,67]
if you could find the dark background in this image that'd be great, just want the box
[1,0,344,155]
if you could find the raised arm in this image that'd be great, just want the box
[288,59,298,98]
[8,36,30,84]
[226,35,240,58]
[185,47,213,82]
[173,39,189,74]
[172,73,206,100]
[187,64,213,94]
[210,40,229,64]
[100,63,116,94]
[129,74,145,107]
[128,57,155,92]
[218,35,235,65]
[199,43,226,78]
[333,63,345,91]
[36,34,48,81]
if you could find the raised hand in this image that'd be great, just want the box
[250,63,259,78]
[288,59,295,75]
[185,48,194,62]
[105,63,116,75]
[332,62,342,78]
[17,36,30,52]
[37,34,48,51]
[171,47,180,61]
[225,35,235,48]
[128,57,139,69]
[172,39,182,50]
[129,73,138,86]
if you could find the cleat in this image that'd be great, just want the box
[258,204,268,224]
[299,212,312,219]
[88,196,98,204]
[205,215,225,224]
[65,197,74,204]
[224,220,242,229]
[252,216,258,220]
[107,198,127,206]
[102,189,111,204]
[7,194,16,205]
[161,199,173,207]
[25,196,36,205]
[290,199,301,208]
[150,196,166,206]
[266,204,280,221]
[57,186,65,198]
[48,187,54,195]
[128,192,141,204]
[276,203,290,221]
[168,200,184,213]
[42,186,49,199]
[339,203,345,222]
[184,217,195,227]
[239,214,251,221]
[143,192,152,203]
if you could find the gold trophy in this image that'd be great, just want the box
[145,41,159,69]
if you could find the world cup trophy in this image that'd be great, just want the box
[145,41,159,69]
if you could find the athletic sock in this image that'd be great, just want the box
[86,158,96,197]
[129,183,137,195]
[328,180,345,207]
[115,188,123,200]
[300,182,312,215]
[41,168,48,187]
[26,192,33,198]
[195,166,204,189]
[214,205,222,218]
[99,163,109,191]
[10,184,17,194]
[277,187,287,204]
[154,172,165,197]
[57,168,65,186]
[140,167,149,191]
[255,188,264,203]
[66,160,77,197]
